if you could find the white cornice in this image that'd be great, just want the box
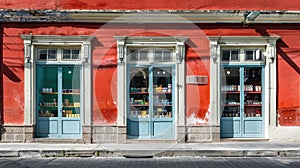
[208,36,280,45]
[2,10,300,23]
[20,35,94,43]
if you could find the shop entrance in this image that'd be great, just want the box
[220,66,264,138]
[127,65,175,139]
[36,66,82,138]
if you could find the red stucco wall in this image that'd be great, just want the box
[2,27,24,124]
[1,0,300,10]
[1,23,299,126]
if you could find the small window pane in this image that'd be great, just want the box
[163,51,171,61]
[231,50,239,60]
[38,49,47,60]
[63,49,71,60]
[130,50,138,61]
[245,51,254,60]
[48,49,57,60]
[155,51,163,61]
[72,50,80,60]
[140,50,148,61]
[222,51,230,61]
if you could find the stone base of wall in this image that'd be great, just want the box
[186,126,220,143]
[0,125,34,143]
[82,125,92,144]
[177,126,186,143]
[0,125,221,143]
[92,125,118,143]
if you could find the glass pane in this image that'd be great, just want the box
[244,67,262,117]
[129,67,149,118]
[222,50,230,61]
[155,51,163,61]
[231,50,239,60]
[48,49,57,60]
[62,49,71,60]
[245,50,254,60]
[153,67,173,118]
[62,66,81,118]
[221,67,240,117]
[163,50,172,61]
[72,50,80,60]
[37,66,58,117]
[38,49,47,60]
[140,50,148,61]
[129,50,138,61]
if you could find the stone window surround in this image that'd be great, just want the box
[20,35,94,129]
[115,36,187,141]
[208,36,280,139]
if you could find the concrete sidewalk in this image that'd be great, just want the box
[0,142,299,158]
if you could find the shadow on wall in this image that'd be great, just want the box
[0,25,3,127]
[254,25,300,75]
[277,40,300,75]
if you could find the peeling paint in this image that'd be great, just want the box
[187,106,210,125]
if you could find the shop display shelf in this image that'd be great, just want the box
[130,104,149,107]
[41,92,80,95]
[130,92,149,94]
[153,92,172,94]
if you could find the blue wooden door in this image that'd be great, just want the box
[221,66,264,138]
[127,65,175,139]
[36,66,82,138]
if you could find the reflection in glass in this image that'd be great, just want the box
[221,67,240,117]
[37,66,58,117]
[244,67,262,117]
[153,67,172,118]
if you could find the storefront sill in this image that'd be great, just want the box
[220,138,269,142]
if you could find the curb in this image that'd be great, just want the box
[0,149,299,158]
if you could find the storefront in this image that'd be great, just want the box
[115,36,186,141]
[36,65,82,138]
[220,49,265,138]
[209,36,279,139]
[1,2,300,143]
[127,51,175,139]
[20,35,94,140]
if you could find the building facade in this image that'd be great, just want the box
[0,0,299,143]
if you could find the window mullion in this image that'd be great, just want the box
[58,48,62,62]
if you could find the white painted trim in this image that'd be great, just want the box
[115,36,187,140]
[208,36,280,138]
[20,35,94,128]
[5,10,300,23]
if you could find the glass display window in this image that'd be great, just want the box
[36,65,82,138]
[220,47,265,138]
[221,67,241,117]
[243,67,263,117]
[128,65,175,139]
[209,36,279,139]
[220,65,264,138]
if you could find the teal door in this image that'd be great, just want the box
[127,65,175,139]
[36,66,82,138]
[221,66,264,138]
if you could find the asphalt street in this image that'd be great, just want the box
[0,157,300,168]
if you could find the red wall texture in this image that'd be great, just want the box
[1,23,299,126]
[1,0,300,10]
